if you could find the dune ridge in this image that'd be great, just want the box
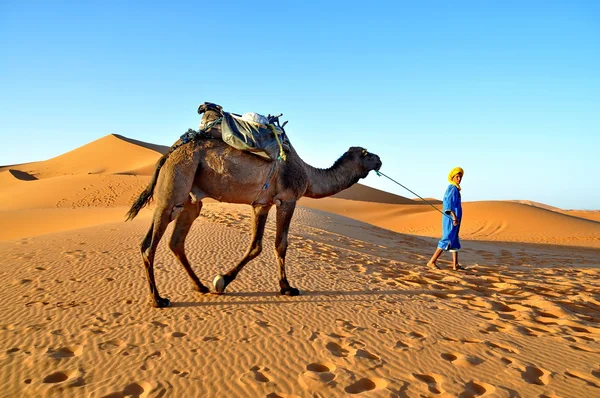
[0,134,598,249]
[0,134,165,179]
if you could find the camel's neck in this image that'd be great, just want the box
[303,156,363,199]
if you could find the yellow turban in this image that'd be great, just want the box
[448,167,464,190]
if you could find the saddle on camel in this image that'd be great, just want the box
[187,102,290,161]
[127,102,382,308]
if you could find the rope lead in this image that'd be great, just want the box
[375,170,453,219]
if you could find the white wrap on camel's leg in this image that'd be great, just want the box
[213,275,225,294]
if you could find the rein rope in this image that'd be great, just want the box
[375,170,453,219]
[267,124,287,161]
[251,159,279,205]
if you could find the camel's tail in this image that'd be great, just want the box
[125,153,169,221]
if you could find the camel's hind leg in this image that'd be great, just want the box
[274,200,299,296]
[213,204,272,294]
[141,207,173,308]
[138,144,201,307]
[168,199,210,293]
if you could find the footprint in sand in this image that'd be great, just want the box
[298,362,337,391]
[42,369,84,386]
[355,348,381,363]
[408,331,426,340]
[327,331,352,340]
[172,369,190,378]
[569,344,600,353]
[239,366,273,385]
[479,318,511,333]
[459,380,497,397]
[202,335,222,342]
[485,340,519,354]
[394,340,413,350]
[521,365,551,386]
[412,373,444,395]
[441,352,484,367]
[325,342,355,358]
[564,370,600,388]
[486,350,514,367]
[102,381,154,397]
[42,371,71,384]
[140,351,162,371]
[344,377,387,394]
[265,392,301,398]
[47,345,83,359]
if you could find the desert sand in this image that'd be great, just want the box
[1,134,599,397]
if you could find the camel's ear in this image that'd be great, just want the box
[349,147,368,157]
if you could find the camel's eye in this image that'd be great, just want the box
[361,149,368,157]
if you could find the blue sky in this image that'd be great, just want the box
[1,1,599,209]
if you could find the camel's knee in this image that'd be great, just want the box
[190,185,203,205]
[248,243,263,259]
[141,247,153,266]
[140,240,151,257]
[170,204,185,221]
[168,238,183,254]
[275,240,288,258]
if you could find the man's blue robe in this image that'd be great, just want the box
[437,184,462,251]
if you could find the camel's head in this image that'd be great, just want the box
[348,146,382,176]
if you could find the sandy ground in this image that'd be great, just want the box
[1,134,599,397]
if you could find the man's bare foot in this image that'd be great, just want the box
[427,262,440,270]
[453,264,465,271]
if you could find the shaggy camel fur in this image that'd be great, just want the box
[127,109,382,308]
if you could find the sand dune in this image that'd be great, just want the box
[331,183,417,204]
[512,200,600,223]
[0,134,165,179]
[301,198,600,248]
[1,134,599,396]
[1,204,599,397]
[564,210,600,223]
[0,133,598,248]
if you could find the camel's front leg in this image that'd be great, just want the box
[274,200,299,296]
[213,204,272,294]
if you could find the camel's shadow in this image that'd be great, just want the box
[170,289,424,308]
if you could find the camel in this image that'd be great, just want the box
[126,105,382,308]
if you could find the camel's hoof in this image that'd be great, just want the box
[152,297,171,308]
[281,287,300,296]
[213,275,226,294]
[193,284,210,294]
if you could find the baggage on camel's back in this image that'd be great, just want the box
[197,102,290,161]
